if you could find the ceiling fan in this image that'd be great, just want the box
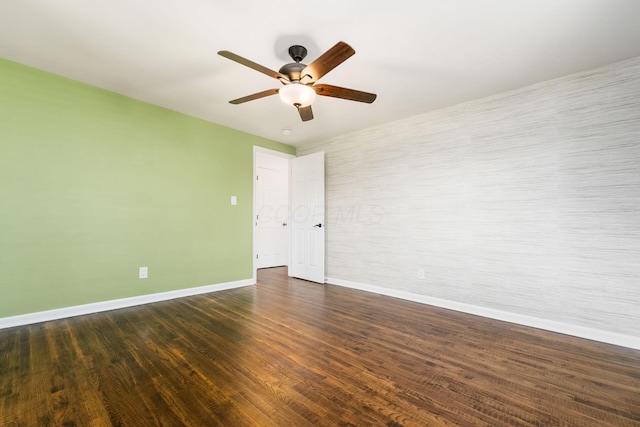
[217,41,377,122]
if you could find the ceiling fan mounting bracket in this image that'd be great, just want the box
[288,45,307,62]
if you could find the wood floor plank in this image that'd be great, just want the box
[1,266,639,426]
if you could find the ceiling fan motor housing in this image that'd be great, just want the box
[279,62,306,82]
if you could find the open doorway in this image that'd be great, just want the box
[253,147,293,278]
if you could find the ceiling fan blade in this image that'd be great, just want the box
[314,84,377,103]
[229,88,279,104]
[300,41,355,84]
[218,50,289,81]
[298,105,314,121]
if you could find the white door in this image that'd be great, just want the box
[290,152,325,283]
[256,152,289,268]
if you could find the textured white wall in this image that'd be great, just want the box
[299,56,640,337]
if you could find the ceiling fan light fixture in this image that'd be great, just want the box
[279,83,316,107]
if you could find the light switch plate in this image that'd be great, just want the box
[139,266,148,279]
[231,196,237,205]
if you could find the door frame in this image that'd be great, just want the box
[253,146,295,282]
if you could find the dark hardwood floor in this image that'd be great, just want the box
[1,267,639,426]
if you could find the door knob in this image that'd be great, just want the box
[313,223,323,228]
[282,222,287,226]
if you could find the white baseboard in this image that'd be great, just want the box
[0,278,255,330]
[326,277,640,351]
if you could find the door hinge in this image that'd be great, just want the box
[256,175,259,181]
[256,254,259,259]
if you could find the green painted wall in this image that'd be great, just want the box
[0,58,295,318]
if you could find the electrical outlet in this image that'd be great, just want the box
[139,266,148,279]
[417,268,425,279]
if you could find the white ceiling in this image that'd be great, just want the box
[1,1,640,147]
